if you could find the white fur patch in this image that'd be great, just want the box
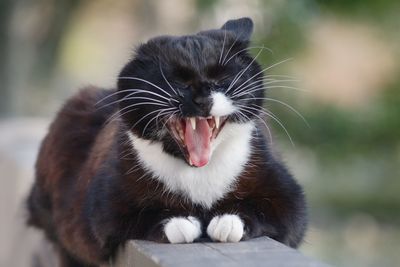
[210,92,237,116]
[164,216,201,243]
[207,214,244,242]
[127,122,254,208]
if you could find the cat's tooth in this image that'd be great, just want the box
[190,117,196,130]
[179,130,184,141]
[214,116,220,129]
[189,157,193,166]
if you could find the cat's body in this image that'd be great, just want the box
[27,18,307,267]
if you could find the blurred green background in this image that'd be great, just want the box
[1,0,399,267]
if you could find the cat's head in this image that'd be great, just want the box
[118,17,264,167]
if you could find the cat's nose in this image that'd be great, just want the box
[192,95,209,107]
[190,94,212,117]
[179,82,213,117]
[192,82,212,106]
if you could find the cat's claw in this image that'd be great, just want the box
[207,214,244,242]
[164,216,202,243]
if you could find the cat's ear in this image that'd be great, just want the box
[221,17,254,42]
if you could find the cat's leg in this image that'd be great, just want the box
[140,212,203,243]
[163,216,202,243]
[206,206,277,244]
[206,171,307,247]
[206,214,244,242]
[92,208,203,246]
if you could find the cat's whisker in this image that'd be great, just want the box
[233,84,306,99]
[232,84,266,98]
[96,91,143,109]
[229,47,264,89]
[159,63,178,96]
[94,89,141,106]
[119,96,167,104]
[249,105,294,146]
[236,105,275,146]
[264,84,308,92]
[232,82,265,98]
[263,77,299,82]
[129,107,177,132]
[232,76,266,92]
[237,104,294,146]
[161,110,179,129]
[223,46,273,66]
[95,83,179,108]
[119,76,179,102]
[227,69,246,93]
[97,87,174,105]
[141,109,171,136]
[105,109,132,126]
[106,102,171,126]
[124,89,175,103]
[246,78,299,91]
[230,58,293,95]
[158,110,179,132]
[218,29,227,65]
[150,110,171,134]
[233,109,249,124]
[265,85,309,93]
[123,101,170,109]
[232,79,302,98]
[243,97,310,128]
[221,33,239,66]
[142,108,178,136]
[234,109,268,143]
[264,74,298,80]
[226,47,264,94]
[97,94,169,110]
[236,90,310,128]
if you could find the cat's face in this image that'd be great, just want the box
[118,18,264,167]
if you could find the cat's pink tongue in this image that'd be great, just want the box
[184,118,211,167]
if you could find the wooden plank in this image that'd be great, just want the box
[114,237,330,267]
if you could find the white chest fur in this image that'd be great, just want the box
[127,122,254,209]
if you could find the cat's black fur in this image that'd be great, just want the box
[27,18,307,267]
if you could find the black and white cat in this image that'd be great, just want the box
[27,18,307,267]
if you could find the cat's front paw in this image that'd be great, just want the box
[207,214,244,242]
[164,216,202,243]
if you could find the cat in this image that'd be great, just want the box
[27,17,307,267]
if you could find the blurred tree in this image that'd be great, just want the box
[34,0,81,79]
[0,0,13,115]
[0,0,82,116]
[314,0,400,18]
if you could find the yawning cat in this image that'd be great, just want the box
[27,17,307,267]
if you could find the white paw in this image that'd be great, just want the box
[164,216,202,243]
[207,214,244,242]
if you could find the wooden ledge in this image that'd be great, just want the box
[114,237,330,267]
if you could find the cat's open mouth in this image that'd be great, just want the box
[168,116,227,167]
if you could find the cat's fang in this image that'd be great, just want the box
[214,116,220,129]
[179,130,185,142]
[189,117,196,130]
